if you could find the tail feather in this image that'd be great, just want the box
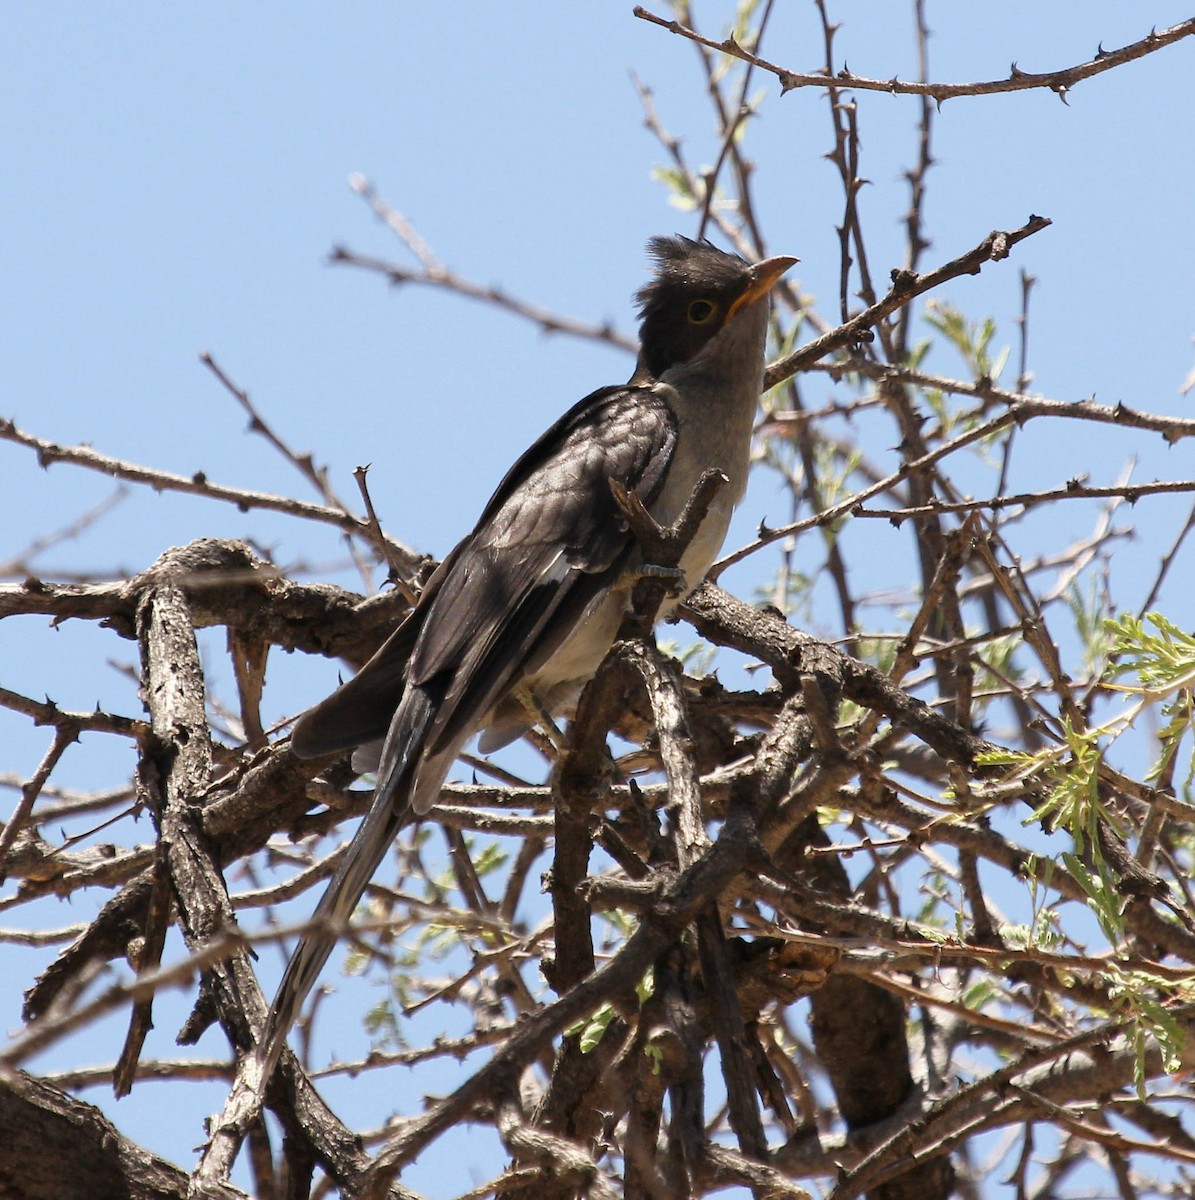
[257,687,436,1084]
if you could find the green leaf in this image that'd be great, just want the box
[1061,851,1125,946]
[566,1003,617,1054]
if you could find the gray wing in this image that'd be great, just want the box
[410,384,678,757]
[289,542,464,758]
[292,383,678,763]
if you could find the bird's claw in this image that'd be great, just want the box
[628,563,688,597]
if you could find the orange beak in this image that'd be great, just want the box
[726,253,798,320]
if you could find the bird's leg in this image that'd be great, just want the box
[511,681,567,751]
[617,562,688,596]
[609,470,729,570]
[609,470,731,631]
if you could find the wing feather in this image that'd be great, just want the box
[409,386,677,752]
[289,542,465,758]
[291,384,676,766]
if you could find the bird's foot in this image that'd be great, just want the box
[621,563,688,597]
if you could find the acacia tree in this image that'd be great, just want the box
[3,6,1195,1199]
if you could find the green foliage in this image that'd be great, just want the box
[970,630,1024,708]
[915,869,950,927]
[1105,612,1195,692]
[567,1001,618,1053]
[977,612,1195,961]
[566,968,656,1053]
[914,301,1013,446]
[1105,612,1195,796]
[1066,576,1115,681]
[765,309,803,376]
[472,839,509,879]
[1018,854,1063,951]
[980,719,1117,862]
[960,977,999,1011]
[730,0,765,47]
[658,636,719,677]
[981,612,1195,812]
[1029,719,1119,856]
[1061,850,1125,947]
[811,441,861,537]
[1106,967,1192,1099]
[923,299,1009,384]
[364,997,402,1048]
[651,166,699,212]
[1001,910,1063,952]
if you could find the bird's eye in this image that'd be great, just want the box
[687,299,716,324]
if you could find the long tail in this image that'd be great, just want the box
[257,688,435,1085]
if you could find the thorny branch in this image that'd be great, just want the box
[635,7,1195,104]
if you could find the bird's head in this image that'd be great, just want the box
[633,235,797,382]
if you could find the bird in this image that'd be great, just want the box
[257,235,796,1083]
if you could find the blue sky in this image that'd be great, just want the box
[2,4,1194,1195]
